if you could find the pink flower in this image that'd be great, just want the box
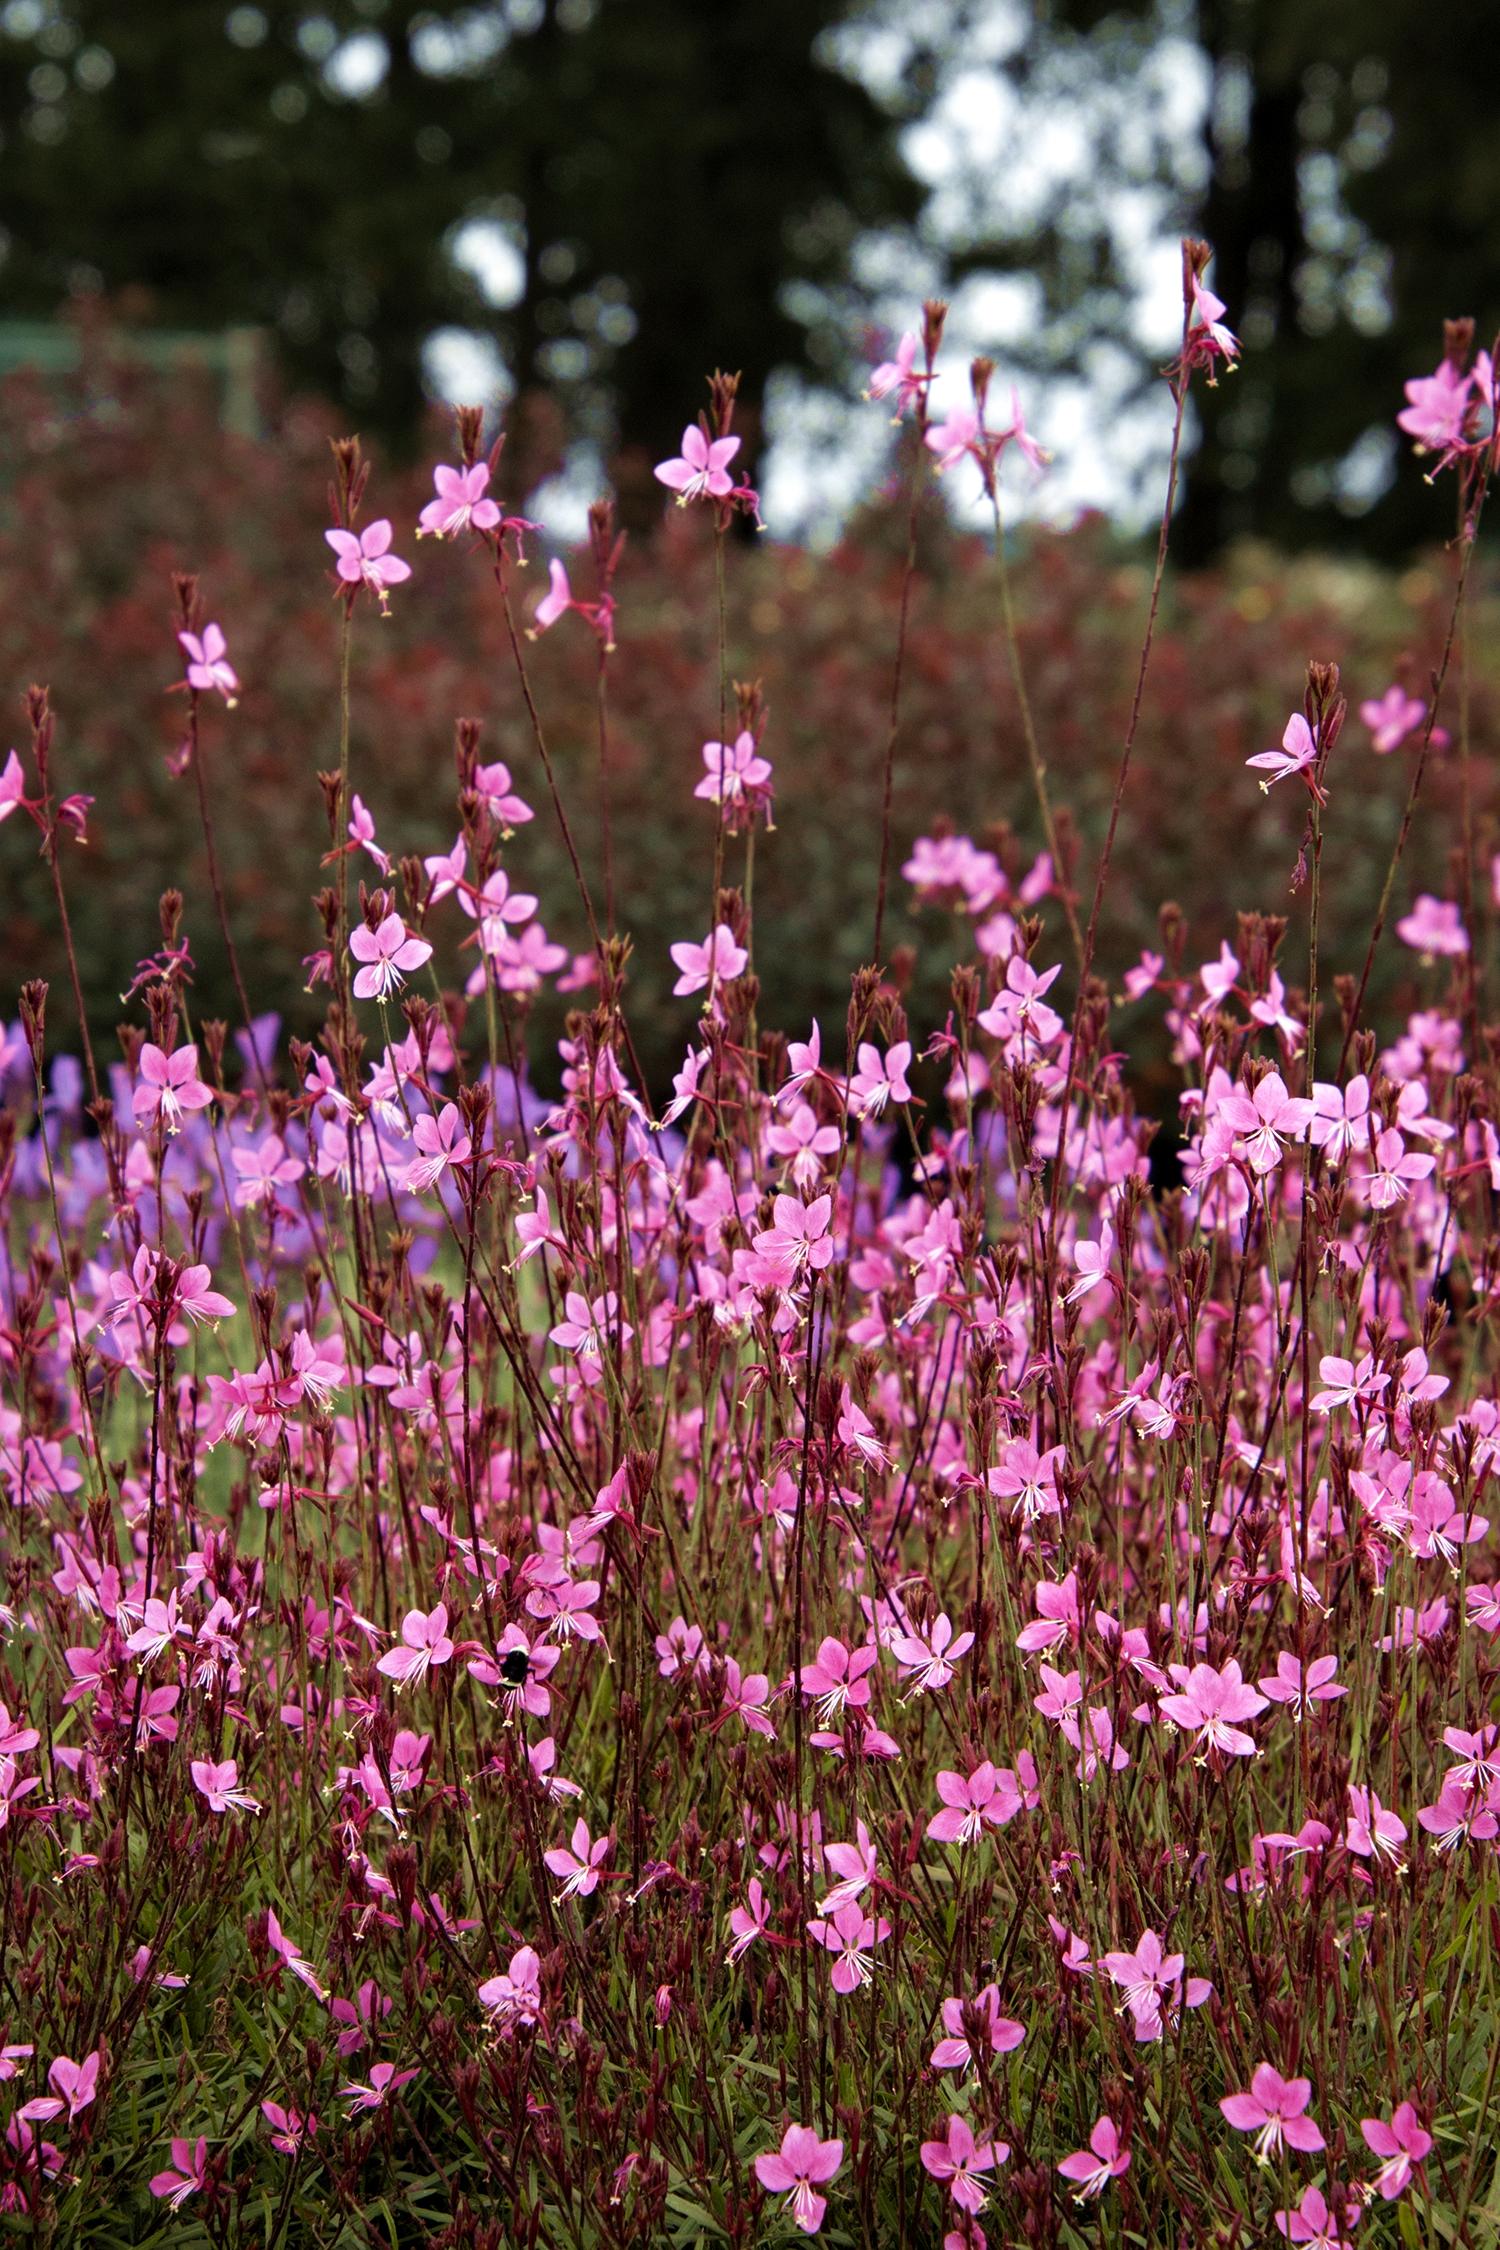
[977,954,1064,1045]
[988,1438,1065,1523]
[925,406,980,471]
[1220,2063,1325,2158]
[232,1132,305,1208]
[45,2051,100,2121]
[1258,1653,1346,1720]
[1361,1126,1435,1210]
[544,1815,611,1899]
[1345,1784,1407,1865]
[1361,2102,1432,2199]
[754,1193,836,1286]
[1398,355,1482,465]
[695,730,772,807]
[1396,893,1468,959]
[755,2127,843,2236]
[1246,712,1321,796]
[1185,269,1239,375]
[800,1637,877,1726]
[376,1604,455,1688]
[928,1760,1015,1846]
[548,1289,630,1361]
[179,623,239,702]
[866,330,926,417]
[418,461,501,538]
[920,2112,1007,2214]
[1274,2184,1358,2247]
[190,1758,261,1814]
[0,749,29,824]
[1159,1659,1267,1758]
[1062,1220,1114,1305]
[261,2099,318,2155]
[849,1040,913,1118]
[1101,1928,1212,2041]
[339,2060,418,2114]
[727,1878,773,1962]
[404,1103,473,1194]
[1058,2113,1130,2200]
[930,1986,1026,2074]
[473,759,533,829]
[655,424,741,503]
[532,557,575,632]
[265,1909,326,1999]
[478,1944,544,2030]
[150,2136,210,2207]
[1217,1071,1315,1174]
[807,1900,890,1994]
[670,924,748,998]
[890,1613,974,1697]
[325,519,412,611]
[349,912,433,1000]
[133,1042,214,1133]
[1361,684,1427,754]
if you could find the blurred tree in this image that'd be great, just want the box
[900,0,1500,556]
[0,0,921,514]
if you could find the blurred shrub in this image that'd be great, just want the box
[1,348,1489,1105]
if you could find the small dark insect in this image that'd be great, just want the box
[499,1646,531,1689]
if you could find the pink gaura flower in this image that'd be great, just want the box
[1361,2102,1432,2199]
[866,330,927,417]
[544,1815,612,1899]
[150,2136,210,2206]
[190,1758,261,1814]
[1217,1071,1315,1174]
[1273,2183,1359,2247]
[1158,1659,1267,1758]
[655,424,740,503]
[133,1042,214,1133]
[418,460,501,538]
[889,1613,974,1697]
[1101,1928,1212,2041]
[1220,2063,1325,2158]
[265,1909,326,2001]
[1184,268,1239,374]
[696,729,772,808]
[670,923,748,998]
[1396,893,1468,959]
[404,1103,473,1194]
[1345,1783,1407,1865]
[1246,712,1322,798]
[928,1760,1016,1846]
[325,519,412,611]
[339,2061,418,2114]
[179,622,238,702]
[753,1193,836,1286]
[754,2124,843,2235]
[848,1040,913,1119]
[1258,1653,1346,1721]
[478,1943,544,2030]
[807,1899,890,1994]
[549,1289,631,1361]
[45,2051,100,2121]
[261,2099,318,2154]
[232,1132,305,1208]
[349,912,433,1001]
[988,1438,1065,1523]
[727,1877,773,1962]
[1058,2113,1130,2200]
[1361,683,1429,754]
[800,1637,877,1727]
[920,2112,1007,2213]
[375,1604,455,1688]
[930,1985,1026,2074]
